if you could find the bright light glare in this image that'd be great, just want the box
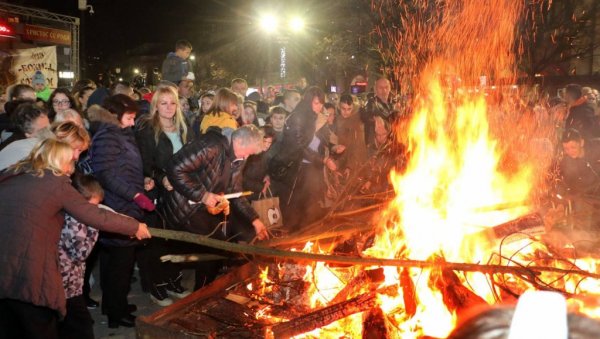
[133,68,139,74]
[260,15,277,33]
[190,54,195,60]
[59,71,74,79]
[289,17,304,32]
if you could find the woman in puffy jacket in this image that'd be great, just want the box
[89,94,155,328]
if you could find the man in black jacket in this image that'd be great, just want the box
[360,77,400,146]
[564,83,600,141]
[161,125,268,242]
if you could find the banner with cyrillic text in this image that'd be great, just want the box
[7,46,58,89]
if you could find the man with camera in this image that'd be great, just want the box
[360,77,401,146]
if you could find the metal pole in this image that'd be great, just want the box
[280,45,286,87]
[79,10,85,79]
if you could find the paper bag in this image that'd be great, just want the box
[251,188,283,228]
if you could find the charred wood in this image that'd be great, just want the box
[362,307,390,339]
[270,292,377,339]
[430,268,487,319]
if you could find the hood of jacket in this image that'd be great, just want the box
[87,105,120,127]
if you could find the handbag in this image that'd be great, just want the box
[251,187,283,228]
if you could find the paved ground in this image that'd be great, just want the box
[89,268,195,339]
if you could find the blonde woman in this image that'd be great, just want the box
[51,121,90,161]
[0,138,150,338]
[135,85,192,306]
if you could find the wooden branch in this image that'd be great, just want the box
[270,292,377,339]
[328,202,388,218]
[281,201,385,239]
[160,254,228,263]
[263,222,374,248]
[148,228,600,280]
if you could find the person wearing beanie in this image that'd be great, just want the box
[32,71,52,102]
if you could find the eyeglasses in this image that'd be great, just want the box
[53,99,70,106]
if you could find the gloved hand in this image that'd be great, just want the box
[134,193,155,211]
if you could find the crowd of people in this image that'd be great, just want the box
[1,38,600,339]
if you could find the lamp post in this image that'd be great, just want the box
[260,14,304,88]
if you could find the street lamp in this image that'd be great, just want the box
[260,15,278,33]
[260,14,304,86]
[289,17,304,32]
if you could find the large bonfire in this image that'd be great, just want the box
[141,0,600,338]
[251,0,600,337]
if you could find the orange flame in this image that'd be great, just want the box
[254,1,600,337]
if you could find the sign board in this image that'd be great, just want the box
[0,22,15,38]
[8,46,58,89]
[23,24,71,46]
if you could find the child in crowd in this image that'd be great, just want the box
[58,173,107,339]
[32,70,52,102]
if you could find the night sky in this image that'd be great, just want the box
[10,0,246,55]
[6,0,362,86]
[9,0,330,56]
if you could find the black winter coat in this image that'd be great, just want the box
[243,152,268,201]
[135,120,192,198]
[565,101,600,140]
[269,102,322,181]
[360,95,397,145]
[90,123,145,246]
[161,129,259,230]
[560,140,600,195]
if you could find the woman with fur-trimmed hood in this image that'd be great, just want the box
[88,94,156,328]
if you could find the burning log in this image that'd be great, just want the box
[400,268,418,317]
[270,292,377,339]
[328,268,384,305]
[489,213,545,239]
[430,268,487,319]
[362,307,390,339]
[466,212,545,243]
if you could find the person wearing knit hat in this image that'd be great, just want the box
[31,70,52,102]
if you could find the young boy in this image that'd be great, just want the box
[58,173,106,339]
[161,39,193,84]
[32,70,52,102]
